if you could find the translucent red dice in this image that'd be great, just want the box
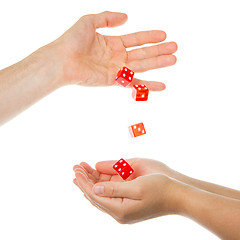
[113,159,134,180]
[128,122,146,138]
[132,84,149,101]
[115,67,134,87]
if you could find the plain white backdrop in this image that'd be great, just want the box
[0,0,240,239]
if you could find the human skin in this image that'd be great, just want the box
[0,11,177,126]
[73,159,240,240]
[94,158,240,200]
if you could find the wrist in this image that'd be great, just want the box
[32,41,65,89]
[165,177,191,215]
[163,166,191,186]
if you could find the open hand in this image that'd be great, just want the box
[53,11,177,90]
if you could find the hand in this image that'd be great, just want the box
[73,162,182,224]
[73,163,240,239]
[50,11,177,90]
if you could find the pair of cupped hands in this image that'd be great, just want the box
[58,11,178,224]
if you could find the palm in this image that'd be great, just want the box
[78,31,127,86]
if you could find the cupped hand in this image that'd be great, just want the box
[53,11,177,90]
[73,161,181,224]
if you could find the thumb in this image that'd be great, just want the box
[83,11,128,29]
[93,181,140,199]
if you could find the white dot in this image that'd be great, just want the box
[138,88,141,90]
[121,80,124,83]
[115,165,118,168]
[141,85,144,87]
[130,71,133,74]
[134,126,136,129]
[130,171,133,174]
[129,77,131,80]
[145,87,147,90]
[118,168,121,171]
[123,73,126,77]
[122,172,124,175]
[125,68,127,71]
[142,130,145,134]
[123,163,126,166]
[120,160,123,163]
[141,94,144,98]
[138,128,141,131]
[135,85,138,87]
[115,77,117,79]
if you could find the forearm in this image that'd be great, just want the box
[166,168,240,200]
[177,182,240,240]
[0,43,63,126]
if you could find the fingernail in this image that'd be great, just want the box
[94,185,104,195]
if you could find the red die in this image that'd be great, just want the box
[132,84,149,101]
[129,122,146,138]
[115,67,134,87]
[113,159,134,180]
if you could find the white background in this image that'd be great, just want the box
[0,0,239,239]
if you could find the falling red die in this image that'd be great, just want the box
[129,122,146,138]
[115,67,134,87]
[132,84,149,101]
[113,159,134,180]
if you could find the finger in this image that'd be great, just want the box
[95,161,118,175]
[93,181,141,199]
[128,54,177,73]
[75,171,94,193]
[127,42,178,61]
[127,78,166,91]
[74,166,89,178]
[79,162,100,180]
[73,178,79,187]
[73,173,89,194]
[74,166,97,183]
[73,177,91,192]
[83,11,127,29]
[121,30,166,48]
[73,165,85,173]
[75,163,114,183]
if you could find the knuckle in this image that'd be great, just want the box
[80,14,92,22]
[102,10,110,14]
[109,185,115,197]
[80,15,88,20]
